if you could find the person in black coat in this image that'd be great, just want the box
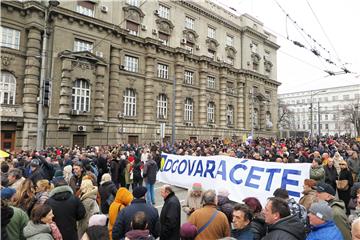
[337,160,353,214]
[46,179,86,240]
[28,159,47,185]
[98,173,117,214]
[112,186,159,240]
[132,157,143,188]
[160,185,181,240]
[324,158,338,191]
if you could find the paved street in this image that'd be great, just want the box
[152,181,189,225]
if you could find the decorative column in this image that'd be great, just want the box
[94,65,105,121]
[198,60,208,126]
[219,67,228,128]
[23,27,41,119]
[174,55,184,124]
[237,82,245,129]
[108,47,120,121]
[59,59,72,118]
[143,51,156,123]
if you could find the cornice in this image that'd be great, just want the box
[264,39,280,50]
[241,26,269,40]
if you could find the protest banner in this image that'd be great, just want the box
[158,153,311,205]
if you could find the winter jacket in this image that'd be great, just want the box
[231,225,254,240]
[160,192,181,240]
[1,204,14,240]
[347,157,360,176]
[251,216,266,240]
[310,166,325,182]
[112,199,159,240]
[217,195,235,225]
[69,173,85,195]
[328,199,351,240]
[143,159,157,185]
[6,206,28,240]
[262,214,306,240]
[110,159,121,186]
[324,165,338,191]
[125,229,156,240]
[306,221,343,240]
[287,198,307,227]
[299,189,318,210]
[188,204,230,240]
[124,162,133,185]
[29,167,47,185]
[23,221,53,240]
[98,181,117,214]
[46,185,86,240]
[108,188,134,240]
[78,187,100,238]
[132,160,143,183]
[182,190,203,216]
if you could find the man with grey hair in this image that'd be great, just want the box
[7,168,25,192]
[160,185,181,240]
[189,189,230,240]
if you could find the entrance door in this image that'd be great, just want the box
[128,135,138,144]
[1,131,15,152]
[73,135,86,148]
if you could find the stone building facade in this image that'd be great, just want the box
[1,0,280,150]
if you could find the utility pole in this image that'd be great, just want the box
[318,101,321,138]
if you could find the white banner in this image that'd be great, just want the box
[158,153,311,206]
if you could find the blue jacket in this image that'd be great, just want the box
[306,221,344,240]
[231,225,254,240]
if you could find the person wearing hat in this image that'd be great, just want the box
[29,158,47,185]
[1,187,29,240]
[315,182,351,240]
[306,201,343,240]
[112,186,159,240]
[182,183,203,216]
[310,158,325,183]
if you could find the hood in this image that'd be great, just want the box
[125,229,151,239]
[23,221,51,238]
[114,187,134,205]
[80,186,98,200]
[268,214,306,240]
[49,185,73,198]
[328,198,346,209]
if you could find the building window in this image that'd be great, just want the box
[124,55,139,72]
[226,81,235,94]
[207,102,215,123]
[184,70,194,85]
[332,96,338,101]
[0,71,16,105]
[207,26,215,39]
[185,45,194,54]
[185,16,194,30]
[227,105,234,125]
[207,76,215,89]
[76,1,95,17]
[126,21,139,36]
[264,51,270,61]
[208,49,215,59]
[159,32,169,46]
[72,79,90,112]
[0,26,20,50]
[314,124,317,129]
[184,98,193,122]
[127,0,140,7]
[325,124,329,130]
[251,42,258,53]
[74,39,93,52]
[325,114,328,120]
[157,63,169,79]
[159,4,169,19]
[157,94,167,119]
[343,94,350,100]
[123,88,136,117]
[226,35,233,47]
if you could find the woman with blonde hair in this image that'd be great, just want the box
[337,159,353,214]
[77,179,100,239]
[13,178,37,216]
[332,151,343,174]
[35,179,53,205]
[63,165,72,184]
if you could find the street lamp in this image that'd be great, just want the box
[36,0,60,151]
[309,90,326,140]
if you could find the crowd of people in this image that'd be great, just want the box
[0,135,359,240]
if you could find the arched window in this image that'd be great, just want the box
[184,98,193,122]
[72,79,90,112]
[157,94,167,119]
[207,102,215,123]
[253,108,259,128]
[266,111,273,128]
[0,71,16,104]
[227,105,234,125]
[123,88,136,117]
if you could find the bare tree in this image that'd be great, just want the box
[341,102,360,136]
[277,100,295,130]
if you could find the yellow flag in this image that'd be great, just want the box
[242,134,247,143]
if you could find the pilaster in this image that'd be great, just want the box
[143,53,155,123]
[199,61,208,126]
[108,47,121,121]
[59,59,72,118]
[94,65,106,121]
[219,68,228,128]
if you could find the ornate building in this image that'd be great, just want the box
[1,0,280,150]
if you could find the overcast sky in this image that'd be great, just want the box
[216,0,360,94]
